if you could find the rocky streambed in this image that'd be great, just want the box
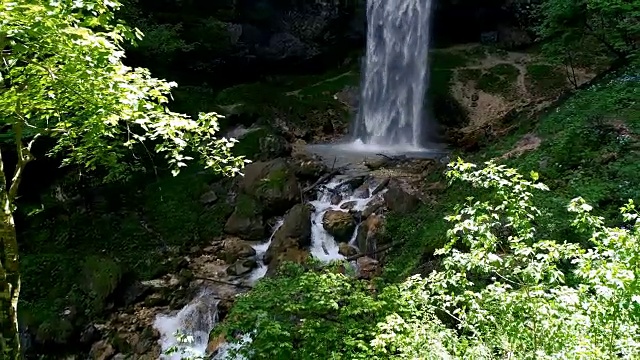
[86,150,441,360]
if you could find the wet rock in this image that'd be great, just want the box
[371,177,390,196]
[226,259,257,276]
[80,324,101,345]
[199,190,219,205]
[353,183,370,199]
[330,194,342,205]
[338,176,367,192]
[338,242,358,257]
[117,280,151,308]
[322,210,356,243]
[89,340,115,360]
[356,214,386,257]
[258,134,291,161]
[364,156,389,170]
[362,197,384,218]
[266,248,310,276]
[356,257,381,280]
[265,204,312,265]
[222,237,257,263]
[238,158,301,214]
[144,293,170,307]
[224,195,265,240]
[339,201,357,211]
[207,333,226,355]
[383,180,420,214]
[334,85,359,113]
[292,155,328,179]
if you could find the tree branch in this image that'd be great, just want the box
[345,241,405,262]
[8,107,35,203]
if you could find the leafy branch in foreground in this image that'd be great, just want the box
[214,160,640,359]
[0,1,247,358]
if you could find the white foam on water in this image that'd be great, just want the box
[154,291,220,360]
[246,219,284,284]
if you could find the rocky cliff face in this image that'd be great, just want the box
[120,0,531,90]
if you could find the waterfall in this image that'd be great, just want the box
[353,0,433,149]
[154,291,220,359]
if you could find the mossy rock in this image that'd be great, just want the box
[476,63,520,97]
[458,68,483,82]
[234,193,263,218]
[35,317,76,346]
[525,64,567,97]
[233,127,291,161]
[82,255,123,314]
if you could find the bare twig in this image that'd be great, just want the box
[302,167,343,194]
[345,241,404,261]
[194,276,254,289]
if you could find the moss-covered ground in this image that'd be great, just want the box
[18,167,233,338]
[384,67,640,281]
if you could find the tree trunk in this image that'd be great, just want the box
[0,149,22,360]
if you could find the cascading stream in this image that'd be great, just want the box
[153,175,386,359]
[354,0,433,149]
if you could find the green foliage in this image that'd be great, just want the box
[476,63,520,97]
[19,168,232,327]
[235,194,262,218]
[534,0,640,63]
[0,0,246,182]
[457,68,482,83]
[216,160,640,359]
[525,64,567,97]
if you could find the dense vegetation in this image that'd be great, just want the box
[201,67,640,359]
[0,0,638,358]
[0,1,245,358]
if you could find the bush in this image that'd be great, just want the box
[205,160,640,359]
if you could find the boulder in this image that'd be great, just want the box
[258,134,291,161]
[362,197,384,218]
[224,195,265,240]
[265,204,312,265]
[226,259,257,276]
[207,333,226,356]
[382,180,420,214]
[222,237,257,263]
[90,340,115,360]
[292,155,328,179]
[352,183,370,199]
[199,190,219,205]
[266,248,310,276]
[356,214,386,257]
[322,210,356,243]
[356,257,381,280]
[340,201,357,211]
[238,159,301,214]
[338,243,358,257]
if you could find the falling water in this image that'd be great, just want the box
[353,0,433,149]
[155,291,220,359]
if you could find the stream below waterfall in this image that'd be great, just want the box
[153,174,387,359]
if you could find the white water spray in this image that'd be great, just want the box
[354,0,433,149]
